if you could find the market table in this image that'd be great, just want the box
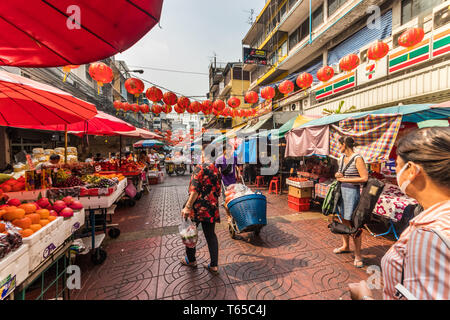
[74,179,127,265]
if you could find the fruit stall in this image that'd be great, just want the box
[0,195,86,300]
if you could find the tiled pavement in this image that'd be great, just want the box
[71,175,395,300]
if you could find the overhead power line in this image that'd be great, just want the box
[129,65,208,76]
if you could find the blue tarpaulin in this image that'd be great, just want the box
[236,138,257,164]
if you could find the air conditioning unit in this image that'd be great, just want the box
[302,98,309,110]
[332,63,341,75]
[433,1,450,30]
[289,102,301,112]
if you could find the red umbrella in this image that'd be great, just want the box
[0,0,164,67]
[0,69,97,126]
[16,111,135,136]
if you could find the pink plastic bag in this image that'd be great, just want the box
[125,182,137,198]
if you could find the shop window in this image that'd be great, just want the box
[280,41,288,58]
[401,0,442,25]
[312,4,324,30]
[328,0,348,17]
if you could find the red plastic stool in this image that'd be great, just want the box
[269,178,280,194]
[256,176,265,188]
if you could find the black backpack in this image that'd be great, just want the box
[328,178,385,236]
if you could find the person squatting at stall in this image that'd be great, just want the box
[180,141,221,274]
[349,127,450,300]
[334,136,369,268]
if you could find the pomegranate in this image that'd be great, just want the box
[63,196,74,205]
[59,207,74,218]
[52,200,67,213]
[7,199,21,207]
[37,198,50,209]
[69,201,83,211]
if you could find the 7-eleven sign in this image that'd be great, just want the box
[356,55,388,85]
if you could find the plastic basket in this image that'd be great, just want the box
[227,194,267,232]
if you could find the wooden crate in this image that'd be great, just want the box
[288,186,312,199]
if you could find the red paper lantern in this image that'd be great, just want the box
[113,100,122,111]
[261,86,275,100]
[227,97,241,109]
[62,65,80,82]
[163,92,178,106]
[125,78,145,97]
[178,96,191,109]
[139,104,148,113]
[122,102,131,111]
[252,109,257,116]
[398,27,425,48]
[162,104,172,114]
[130,103,139,113]
[143,104,151,113]
[174,104,185,114]
[212,100,225,112]
[296,72,313,89]
[278,80,294,95]
[152,104,162,114]
[244,91,259,104]
[212,108,221,117]
[246,109,252,117]
[190,101,202,113]
[146,86,163,102]
[88,62,113,90]
[223,108,232,117]
[317,66,334,82]
[339,54,360,72]
[202,100,213,113]
[367,41,390,61]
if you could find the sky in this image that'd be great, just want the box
[116,0,265,100]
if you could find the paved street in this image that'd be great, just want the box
[72,174,395,300]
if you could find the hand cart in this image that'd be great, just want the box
[223,179,267,239]
[75,181,126,265]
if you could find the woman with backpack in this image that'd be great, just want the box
[349,127,450,300]
[333,136,369,268]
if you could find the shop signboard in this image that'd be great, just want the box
[243,47,268,65]
[388,22,432,74]
[357,55,388,85]
[313,71,356,100]
[0,275,16,300]
[431,4,450,59]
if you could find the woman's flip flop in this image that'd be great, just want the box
[180,256,197,268]
[204,264,219,275]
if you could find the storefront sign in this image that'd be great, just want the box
[432,14,450,58]
[278,90,308,108]
[243,47,268,65]
[388,37,431,74]
[357,56,388,85]
[255,100,272,117]
[314,71,356,100]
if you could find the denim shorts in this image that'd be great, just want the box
[338,185,361,221]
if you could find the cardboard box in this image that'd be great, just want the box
[288,186,312,199]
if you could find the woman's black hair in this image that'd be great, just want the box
[397,127,450,189]
[338,136,358,149]
[50,154,60,161]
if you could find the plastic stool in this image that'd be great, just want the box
[256,176,265,188]
[269,178,280,195]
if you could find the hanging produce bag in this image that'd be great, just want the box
[179,218,198,248]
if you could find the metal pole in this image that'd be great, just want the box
[309,0,312,44]
[64,125,68,164]
[119,136,123,165]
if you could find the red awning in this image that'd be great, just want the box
[15,111,136,135]
[0,70,97,126]
[0,0,164,67]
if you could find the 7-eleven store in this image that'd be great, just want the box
[295,2,450,117]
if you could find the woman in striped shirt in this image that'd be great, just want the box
[334,136,369,268]
[349,127,450,300]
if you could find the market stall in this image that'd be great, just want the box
[284,102,450,238]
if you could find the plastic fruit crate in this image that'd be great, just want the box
[288,200,311,212]
[288,195,311,206]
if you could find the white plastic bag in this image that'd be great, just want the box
[179,219,198,248]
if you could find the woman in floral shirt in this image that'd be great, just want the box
[181,142,222,274]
